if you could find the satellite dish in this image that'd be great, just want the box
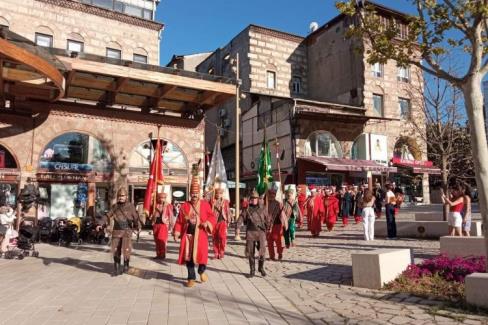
[309,22,319,33]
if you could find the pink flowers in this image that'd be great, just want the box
[403,255,486,283]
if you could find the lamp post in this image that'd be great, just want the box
[233,53,241,224]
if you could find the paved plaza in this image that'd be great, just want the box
[0,218,487,325]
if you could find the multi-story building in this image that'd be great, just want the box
[0,0,234,218]
[187,1,437,202]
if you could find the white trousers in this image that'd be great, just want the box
[362,207,376,240]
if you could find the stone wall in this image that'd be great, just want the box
[0,0,161,64]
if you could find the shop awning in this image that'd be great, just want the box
[0,27,66,102]
[298,157,397,173]
[391,158,442,175]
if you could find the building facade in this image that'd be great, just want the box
[0,0,234,219]
[191,2,435,202]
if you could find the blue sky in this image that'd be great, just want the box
[156,0,415,66]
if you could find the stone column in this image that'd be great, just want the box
[422,173,430,204]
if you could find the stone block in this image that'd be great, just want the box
[375,220,483,238]
[440,236,487,258]
[465,273,488,309]
[414,213,444,221]
[351,249,412,289]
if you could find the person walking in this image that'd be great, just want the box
[354,185,364,224]
[441,184,464,237]
[267,184,287,261]
[462,185,473,237]
[106,187,140,276]
[283,188,301,248]
[240,189,269,277]
[361,189,376,240]
[307,187,324,237]
[385,184,397,239]
[373,183,384,218]
[173,164,216,288]
[150,192,173,260]
[323,187,340,231]
[211,185,230,259]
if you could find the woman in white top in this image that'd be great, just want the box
[0,206,16,253]
[361,189,376,240]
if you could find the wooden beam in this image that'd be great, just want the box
[64,70,76,98]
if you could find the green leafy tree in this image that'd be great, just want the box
[337,0,488,263]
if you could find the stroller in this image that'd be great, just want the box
[56,217,81,247]
[81,215,108,244]
[38,217,55,243]
[3,220,39,259]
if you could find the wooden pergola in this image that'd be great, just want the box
[0,28,236,118]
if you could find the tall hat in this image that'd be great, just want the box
[190,162,200,195]
[250,188,259,198]
[116,187,128,197]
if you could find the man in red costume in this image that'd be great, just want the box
[211,185,230,259]
[267,183,287,261]
[174,164,216,288]
[150,192,173,260]
[296,185,307,229]
[323,188,340,231]
[307,186,324,237]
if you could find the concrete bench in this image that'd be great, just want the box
[440,236,487,258]
[414,213,444,221]
[375,220,483,239]
[351,249,412,289]
[466,273,488,309]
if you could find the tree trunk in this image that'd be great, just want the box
[462,76,488,270]
[441,154,449,221]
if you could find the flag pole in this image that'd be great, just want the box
[274,137,282,193]
[152,126,161,215]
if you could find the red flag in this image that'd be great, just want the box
[143,138,164,217]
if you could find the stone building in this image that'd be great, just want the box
[0,0,234,219]
[190,2,438,202]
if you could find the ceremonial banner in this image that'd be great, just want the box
[143,136,164,216]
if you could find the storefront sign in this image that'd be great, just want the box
[370,134,388,164]
[391,157,433,168]
[37,172,89,182]
[39,161,93,172]
[0,169,20,182]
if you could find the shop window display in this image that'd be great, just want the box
[304,131,343,158]
[0,144,19,208]
[129,140,188,177]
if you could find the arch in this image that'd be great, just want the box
[0,16,9,27]
[129,138,189,177]
[351,133,368,160]
[67,32,84,43]
[0,142,19,169]
[393,136,422,161]
[133,47,148,56]
[304,130,343,158]
[38,131,113,174]
[36,25,55,36]
[107,41,122,50]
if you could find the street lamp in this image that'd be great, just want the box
[233,54,241,224]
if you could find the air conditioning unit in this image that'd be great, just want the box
[218,108,227,118]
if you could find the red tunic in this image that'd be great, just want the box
[307,195,324,235]
[174,199,216,265]
[323,195,339,230]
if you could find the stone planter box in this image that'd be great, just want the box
[374,220,483,239]
[465,273,488,309]
[351,249,412,289]
[440,236,487,258]
[414,213,444,221]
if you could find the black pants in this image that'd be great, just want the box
[385,204,397,238]
[186,259,206,280]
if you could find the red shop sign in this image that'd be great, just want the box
[391,157,433,168]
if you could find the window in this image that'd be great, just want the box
[399,98,411,120]
[35,33,53,47]
[124,4,142,17]
[397,21,409,39]
[371,62,383,78]
[143,9,153,20]
[133,54,147,64]
[304,131,343,158]
[266,71,276,89]
[397,66,410,82]
[106,48,121,60]
[67,40,84,53]
[114,1,124,12]
[92,0,113,10]
[292,76,302,94]
[373,94,384,116]
[257,100,274,130]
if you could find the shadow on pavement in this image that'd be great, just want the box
[284,264,353,285]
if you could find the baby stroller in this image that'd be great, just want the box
[3,220,39,259]
[81,215,108,244]
[56,217,81,247]
[38,217,54,243]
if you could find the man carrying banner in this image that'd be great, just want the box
[174,163,216,288]
[211,183,230,259]
[267,182,287,261]
[106,187,140,276]
[150,192,173,260]
[240,189,269,277]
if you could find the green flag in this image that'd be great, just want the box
[256,136,273,195]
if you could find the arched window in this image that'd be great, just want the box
[0,144,18,169]
[304,131,342,158]
[129,140,188,177]
[394,137,421,161]
[0,16,9,28]
[39,132,112,174]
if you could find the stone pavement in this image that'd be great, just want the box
[0,222,487,325]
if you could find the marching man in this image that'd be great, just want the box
[211,184,230,259]
[283,188,301,248]
[173,164,216,288]
[150,192,173,260]
[267,183,288,261]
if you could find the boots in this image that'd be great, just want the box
[123,259,130,274]
[258,257,266,277]
[112,256,121,276]
[249,256,255,278]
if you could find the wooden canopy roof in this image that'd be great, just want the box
[0,28,236,118]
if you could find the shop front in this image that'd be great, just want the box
[0,144,20,207]
[36,132,112,219]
